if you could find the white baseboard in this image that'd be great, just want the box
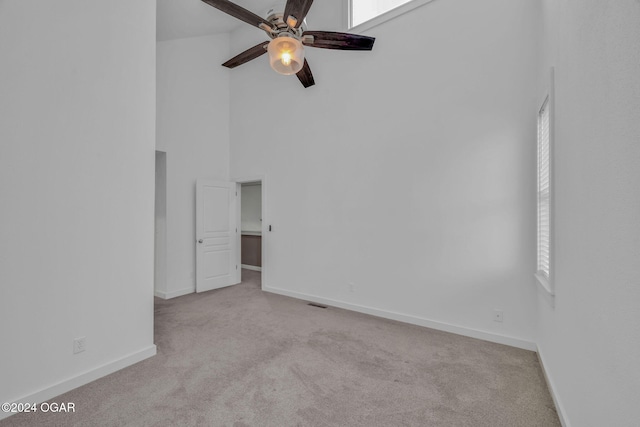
[154,286,193,299]
[536,345,570,427]
[241,264,262,272]
[263,286,536,351]
[0,345,157,421]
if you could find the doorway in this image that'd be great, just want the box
[154,151,167,297]
[236,178,265,287]
[240,181,262,271]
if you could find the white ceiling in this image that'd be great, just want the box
[157,0,273,41]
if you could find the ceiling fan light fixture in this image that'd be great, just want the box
[268,35,304,75]
[202,0,376,88]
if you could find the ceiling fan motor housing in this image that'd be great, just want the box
[264,2,307,39]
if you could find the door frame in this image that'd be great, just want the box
[233,174,266,290]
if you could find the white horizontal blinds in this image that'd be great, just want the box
[537,96,551,278]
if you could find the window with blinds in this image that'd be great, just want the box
[537,96,551,281]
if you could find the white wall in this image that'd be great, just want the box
[241,184,262,232]
[0,0,156,412]
[537,1,640,426]
[230,0,540,348]
[156,34,231,298]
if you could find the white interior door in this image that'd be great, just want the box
[196,179,238,293]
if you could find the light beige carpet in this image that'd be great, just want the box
[2,269,559,426]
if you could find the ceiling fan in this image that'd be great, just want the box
[200,0,376,88]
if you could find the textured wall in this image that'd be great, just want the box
[230,0,541,346]
[537,1,640,425]
[0,0,156,408]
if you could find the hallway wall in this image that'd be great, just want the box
[0,0,157,411]
[156,34,231,298]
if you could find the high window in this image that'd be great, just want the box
[350,0,434,29]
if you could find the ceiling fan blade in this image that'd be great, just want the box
[296,59,315,88]
[284,0,314,28]
[201,0,274,30]
[302,31,375,50]
[222,41,270,68]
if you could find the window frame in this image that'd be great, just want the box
[346,0,437,32]
[535,68,555,301]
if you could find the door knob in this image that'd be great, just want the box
[198,239,203,243]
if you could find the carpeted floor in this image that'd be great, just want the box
[2,269,560,426]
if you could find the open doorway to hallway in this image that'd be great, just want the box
[154,151,167,297]
[239,181,262,283]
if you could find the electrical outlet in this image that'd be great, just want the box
[73,337,86,354]
[348,282,355,293]
[493,310,504,323]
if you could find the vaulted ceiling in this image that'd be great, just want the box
[157,0,271,41]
